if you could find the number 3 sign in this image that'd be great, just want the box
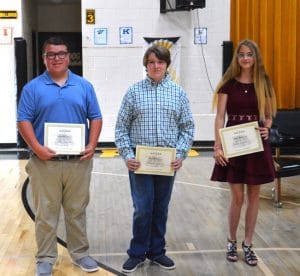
[86,9,95,24]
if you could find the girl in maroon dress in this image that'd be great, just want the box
[211,39,277,266]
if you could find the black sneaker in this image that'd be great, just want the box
[122,257,144,273]
[153,255,176,270]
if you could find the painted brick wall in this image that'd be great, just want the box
[0,0,21,143]
[82,0,230,142]
[0,0,230,144]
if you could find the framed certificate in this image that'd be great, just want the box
[44,123,85,155]
[135,145,176,176]
[219,121,263,158]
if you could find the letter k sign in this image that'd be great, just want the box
[119,27,133,44]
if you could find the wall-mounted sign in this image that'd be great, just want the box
[0,10,17,19]
[119,27,133,44]
[194,27,207,44]
[86,9,95,24]
[0,27,13,44]
[94,28,107,45]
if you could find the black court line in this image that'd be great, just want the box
[21,177,124,276]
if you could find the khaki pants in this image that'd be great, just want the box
[25,155,93,264]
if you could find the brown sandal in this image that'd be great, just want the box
[226,238,238,262]
[242,241,258,266]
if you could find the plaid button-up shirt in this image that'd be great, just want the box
[115,74,194,160]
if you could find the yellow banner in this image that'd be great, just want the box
[0,10,17,19]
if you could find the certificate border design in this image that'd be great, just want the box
[219,121,263,158]
[135,145,176,176]
[44,123,85,155]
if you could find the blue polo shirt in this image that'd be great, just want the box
[17,70,102,145]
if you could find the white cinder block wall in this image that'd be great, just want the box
[82,0,230,142]
[0,0,37,144]
[0,0,21,144]
[0,0,230,144]
[0,1,80,144]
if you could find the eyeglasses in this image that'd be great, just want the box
[44,51,69,60]
[238,52,254,59]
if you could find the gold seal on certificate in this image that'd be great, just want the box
[44,123,85,155]
[219,121,263,158]
[135,145,176,176]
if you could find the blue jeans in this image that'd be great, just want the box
[127,171,175,260]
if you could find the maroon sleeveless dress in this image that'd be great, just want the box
[210,79,275,185]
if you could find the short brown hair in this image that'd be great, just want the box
[143,45,171,68]
[42,36,70,54]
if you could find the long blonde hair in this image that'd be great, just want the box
[213,39,277,121]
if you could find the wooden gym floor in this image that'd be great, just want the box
[0,150,300,275]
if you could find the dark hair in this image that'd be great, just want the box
[143,45,171,67]
[42,36,70,54]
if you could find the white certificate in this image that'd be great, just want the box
[219,121,263,158]
[44,123,85,155]
[135,145,176,176]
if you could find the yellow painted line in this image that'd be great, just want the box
[99,149,119,158]
[188,149,199,157]
[98,148,199,158]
